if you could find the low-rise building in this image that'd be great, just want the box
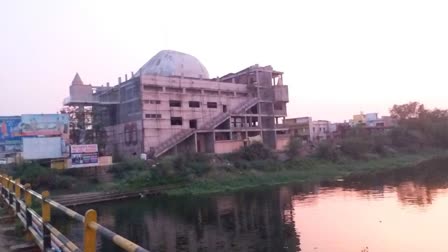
[285,117,330,143]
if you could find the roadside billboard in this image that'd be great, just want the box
[0,116,22,153]
[20,114,69,138]
[22,137,67,160]
[0,116,21,142]
[70,144,99,168]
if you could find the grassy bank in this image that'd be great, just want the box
[4,148,448,196]
[167,149,448,195]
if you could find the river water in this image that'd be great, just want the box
[55,158,448,252]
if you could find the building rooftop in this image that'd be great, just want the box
[71,73,84,85]
[135,50,209,79]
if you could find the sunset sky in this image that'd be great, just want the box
[1,0,447,121]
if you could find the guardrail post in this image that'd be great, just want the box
[42,191,51,251]
[0,175,4,197]
[0,175,4,203]
[24,184,33,241]
[8,177,13,205]
[84,209,97,252]
[15,179,21,213]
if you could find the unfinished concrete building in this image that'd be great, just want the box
[64,50,289,158]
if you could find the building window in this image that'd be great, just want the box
[186,88,202,94]
[189,101,200,108]
[169,100,182,107]
[221,91,234,96]
[207,102,218,108]
[236,92,248,97]
[189,119,197,129]
[143,85,163,92]
[171,117,183,126]
[144,100,161,104]
[166,87,183,93]
[204,90,219,95]
[145,114,161,119]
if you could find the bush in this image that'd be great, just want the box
[339,137,371,159]
[427,121,448,148]
[286,137,301,159]
[238,142,276,161]
[108,158,147,178]
[389,128,419,148]
[315,142,339,161]
[12,162,76,190]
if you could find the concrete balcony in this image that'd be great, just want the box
[63,96,119,106]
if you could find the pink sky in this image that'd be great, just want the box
[1,0,447,122]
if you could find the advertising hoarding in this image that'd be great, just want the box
[70,144,99,168]
[20,114,69,137]
[22,137,66,160]
[0,116,21,142]
[0,116,22,153]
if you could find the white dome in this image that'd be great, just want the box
[136,50,209,79]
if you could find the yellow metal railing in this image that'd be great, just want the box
[0,174,150,252]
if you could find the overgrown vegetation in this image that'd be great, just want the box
[286,137,301,159]
[8,162,77,190]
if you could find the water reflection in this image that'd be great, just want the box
[56,157,448,252]
[68,187,305,252]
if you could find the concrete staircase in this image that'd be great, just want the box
[200,97,259,130]
[153,129,195,157]
[153,97,259,157]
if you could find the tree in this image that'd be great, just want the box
[60,106,108,154]
[389,102,448,148]
[390,102,425,121]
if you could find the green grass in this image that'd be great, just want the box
[168,149,448,195]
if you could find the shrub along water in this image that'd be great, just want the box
[9,162,76,190]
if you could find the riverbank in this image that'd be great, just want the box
[167,149,448,195]
[5,147,448,199]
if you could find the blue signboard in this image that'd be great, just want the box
[0,116,21,143]
[0,116,22,153]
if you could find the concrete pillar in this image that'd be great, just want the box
[194,133,198,153]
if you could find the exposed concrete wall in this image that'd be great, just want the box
[214,140,244,154]
[273,85,289,102]
[262,130,276,149]
[105,120,143,158]
[69,84,94,102]
[140,75,250,153]
[118,78,142,124]
[197,133,214,153]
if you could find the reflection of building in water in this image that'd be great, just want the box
[140,190,300,252]
[396,181,434,206]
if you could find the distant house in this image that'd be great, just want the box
[284,117,330,143]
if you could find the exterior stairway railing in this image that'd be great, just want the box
[154,97,259,157]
